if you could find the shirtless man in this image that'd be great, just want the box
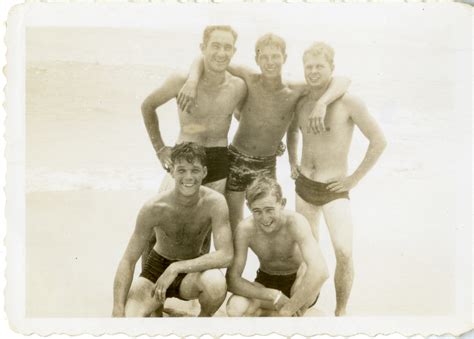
[225,176,328,317]
[112,143,233,317]
[141,25,246,260]
[287,42,387,316]
[180,33,350,231]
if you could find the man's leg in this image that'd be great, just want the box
[322,198,354,316]
[179,269,227,317]
[295,194,323,241]
[226,294,263,317]
[225,190,246,232]
[125,277,163,317]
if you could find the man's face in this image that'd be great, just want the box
[171,159,207,196]
[303,54,333,89]
[248,193,284,234]
[255,45,286,78]
[201,30,236,73]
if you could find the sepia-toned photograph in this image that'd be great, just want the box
[5,1,472,336]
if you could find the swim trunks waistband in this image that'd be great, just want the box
[228,144,276,162]
[295,173,350,206]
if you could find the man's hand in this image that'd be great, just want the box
[276,141,286,157]
[112,307,125,317]
[272,290,290,311]
[308,101,329,134]
[151,266,178,304]
[157,146,172,172]
[290,164,301,180]
[327,175,358,193]
[177,80,197,114]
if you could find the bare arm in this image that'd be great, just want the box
[227,63,255,81]
[233,78,248,121]
[279,214,329,316]
[327,96,387,192]
[227,222,281,303]
[141,74,185,170]
[287,114,301,180]
[112,205,156,316]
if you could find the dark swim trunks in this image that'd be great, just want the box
[202,147,230,185]
[255,269,319,307]
[226,144,276,192]
[295,173,350,206]
[139,250,187,300]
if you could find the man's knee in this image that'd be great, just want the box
[200,269,227,298]
[226,295,251,317]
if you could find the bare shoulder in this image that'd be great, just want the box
[338,93,367,111]
[142,191,172,212]
[170,71,188,85]
[201,186,227,208]
[284,210,311,236]
[227,73,246,88]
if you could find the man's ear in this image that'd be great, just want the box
[281,198,287,208]
[203,166,208,179]
[200,43,205,53]
[283,53,288,64]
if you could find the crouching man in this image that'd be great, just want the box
[226,176,328,317]
[112,142,233,317]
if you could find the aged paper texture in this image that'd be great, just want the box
[4,1,473,336]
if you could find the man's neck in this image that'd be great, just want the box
[172,189,200,207]
[308,81,331,101]
[202,66,226,87]
[260,74,284,91]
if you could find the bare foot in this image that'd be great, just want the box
[335,309,346,317]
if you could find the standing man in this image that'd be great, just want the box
[179,33,351,231]
[287,42,387,316]
[141,25,247,259]
[112,143,233,317]
[226,176,328,317]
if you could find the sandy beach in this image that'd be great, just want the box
[25,24,469,317]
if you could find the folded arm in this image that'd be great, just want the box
[348,97,387,183]
[279,214,329,316]
[112,205,156,316]
[141,74,185,170]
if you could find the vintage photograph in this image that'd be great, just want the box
[5,1,472,336]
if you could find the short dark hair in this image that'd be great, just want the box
[202,25,238,47]
[171,142,207,167]
[245,175,283,206]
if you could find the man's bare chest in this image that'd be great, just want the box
[158,209,211,239]
[250,234,296,261]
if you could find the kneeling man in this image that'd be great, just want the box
[226,176,328,317]
[112,142,233,317]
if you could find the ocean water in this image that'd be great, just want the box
[24,26,470,317]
